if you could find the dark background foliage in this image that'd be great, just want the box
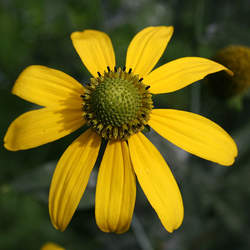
[1,0,250,249]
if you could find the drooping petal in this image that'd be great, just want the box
[95,140,136,233]
[49,129,101,231]
[12,65,85,109]
[128,133,184,233]
[41,242,65,250]
[144,57,233,94]
[149,109,238,165]
[71,30,116,77]
[126,26,173,77]
[4,108,85,151]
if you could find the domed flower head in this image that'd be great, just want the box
[208,45,250,98]
[4,26,237,233]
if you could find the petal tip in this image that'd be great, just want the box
[223,156,237,167]
[71,30,97,40]
[160,25,174,33]
[3,130,18,151]
[227,68,234,76]
[154,25,174,37]
[70,31,83,40]
[165,219,183,233]
[166,25,174,33]
[50,215,66,232]
[151,25,174,32]
[222,138,238,166]
[3,142,15,152]
[71,29,109,41]
[221,65,234,76]
[11,65,36,95]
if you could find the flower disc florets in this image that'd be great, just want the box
[82,67,153,140]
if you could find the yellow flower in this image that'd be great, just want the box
[4,26,237,234]
[41,242,65,250]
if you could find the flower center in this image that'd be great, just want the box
[82,67,153,140]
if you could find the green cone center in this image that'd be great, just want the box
[82,67,153,140]
[91,77,142,127]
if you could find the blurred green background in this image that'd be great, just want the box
[1,0,250,249]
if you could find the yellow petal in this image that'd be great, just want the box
[149,109,238,165]
[41,242,65,250]
[144,57,233,94]
[126,26,173,77]
[95,140,136,233]
[71,30,116,77]
[128,133,183,233]
[4,108,85,151]
[12,65,85,109]
[49,129,101,231]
